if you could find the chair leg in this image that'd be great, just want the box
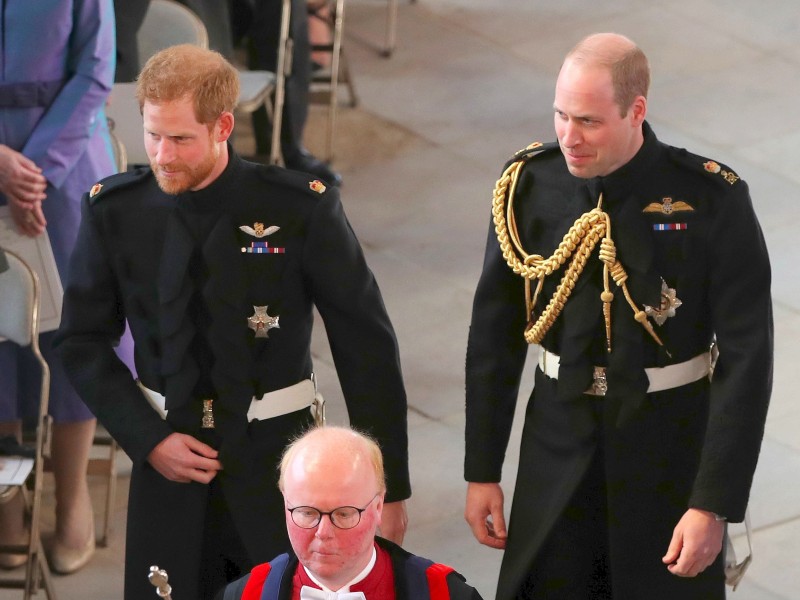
[26,537,57,600]
[383,0,398,57]
[86,430,118,547]
[99,439,118,547]
[22,451,55,599]
[340,50,358,108]
[308,0,357,161]
[37,548,57,600]
[21,543,50,600]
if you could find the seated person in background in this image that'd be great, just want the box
[218,426,483,599]
[230,0,343,188]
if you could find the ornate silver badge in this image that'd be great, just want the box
[247,306,280,338]
[201,399,215,429]
[644,280,682,326]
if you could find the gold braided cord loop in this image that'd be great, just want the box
[491,151,664,350]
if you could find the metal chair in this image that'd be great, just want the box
[86,425,119,548]
[106,116,128,175]
[104,83,147,167]
[309,0,358,162]
[0,248,56,599]
[137,0,209,59]
[379,0,415,58]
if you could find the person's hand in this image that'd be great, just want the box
[464,482,507,549]
[662,508,725,577]
[378,500,408,545]
[147,432,222,484]
[7,197,46,237]
[0,145,47,206]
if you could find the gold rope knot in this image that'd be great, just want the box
[492,153,664,351]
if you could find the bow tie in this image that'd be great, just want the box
[300,586,367,600]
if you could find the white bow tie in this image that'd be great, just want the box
[300,586,367,600]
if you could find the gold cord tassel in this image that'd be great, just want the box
[492,156,663,350]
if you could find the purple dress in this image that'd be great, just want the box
[0,0,132,422]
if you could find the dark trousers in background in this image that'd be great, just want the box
[234,0,311,161]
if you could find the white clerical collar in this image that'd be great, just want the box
[304,545,377,593]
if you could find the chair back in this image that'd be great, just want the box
[0,247,49,416]
[0,247,39,346]
[107,117,128,173]
[105,83,147,167]
[137,0,209,68]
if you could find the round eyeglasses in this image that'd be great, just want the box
[287,493,381,530]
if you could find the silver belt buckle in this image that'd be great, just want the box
[591,367,608,396]
[201,399,215,428]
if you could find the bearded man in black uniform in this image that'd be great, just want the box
[464,33,772,599]
[55,44,409,600]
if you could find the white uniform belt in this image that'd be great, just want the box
[136,379,319,422]
[538,350,711,395]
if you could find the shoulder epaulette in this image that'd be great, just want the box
[699,158,740,186]
[88,167,151,204]
[502,141,560,172]
[257,163,333,198]
[669,147,741,187]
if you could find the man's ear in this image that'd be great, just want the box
[215,111,235,142]
[374,494,384,523]
[630,95,647,126]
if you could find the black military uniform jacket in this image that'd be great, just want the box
[465,123,772,599]
[57,150,411,597]
[57,150,408,492]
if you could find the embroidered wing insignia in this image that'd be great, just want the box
[642,197,694,215]
[239,223,280,238]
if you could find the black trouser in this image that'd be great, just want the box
[518,434,612,599]
[512,376,725,600]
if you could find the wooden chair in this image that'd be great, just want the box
[0,248,56,599]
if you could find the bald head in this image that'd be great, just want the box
[279,426,386,495]
[279,427,387,590]
[567,33,637,63]
[562,33,649,117]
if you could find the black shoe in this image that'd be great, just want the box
[285,150,342,188]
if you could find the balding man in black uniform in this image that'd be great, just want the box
[464,33,772,599]
[55,44,408,600]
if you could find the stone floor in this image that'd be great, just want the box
[3,0,799,598]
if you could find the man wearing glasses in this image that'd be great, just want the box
[217,426,483,599]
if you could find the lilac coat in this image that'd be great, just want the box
[0,0,127,421]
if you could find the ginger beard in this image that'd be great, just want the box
[151,128,219,195]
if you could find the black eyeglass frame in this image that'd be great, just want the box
[286,492,382,530]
